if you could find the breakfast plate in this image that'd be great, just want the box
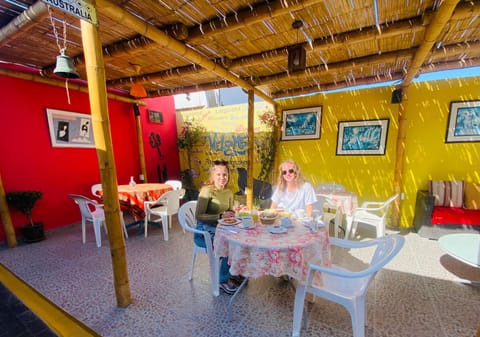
[238,222,256,229]
[218,218,241,226]
[268,226,288,234]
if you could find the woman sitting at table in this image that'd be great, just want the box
[194,159,242,295]
[270,159,317,217]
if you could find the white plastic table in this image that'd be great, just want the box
[438,233,480,285]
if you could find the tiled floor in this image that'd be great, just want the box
[0,219,479,337]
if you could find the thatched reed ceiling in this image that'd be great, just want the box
[0,0,479,101]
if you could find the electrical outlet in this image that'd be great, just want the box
[400,192,405,200]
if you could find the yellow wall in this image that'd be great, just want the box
[277,76,480,227]
[177,76,480,227]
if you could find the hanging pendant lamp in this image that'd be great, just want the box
[288,20,306,73]
[129,64,147,98]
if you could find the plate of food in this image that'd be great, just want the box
[238,221,256,229]
[268,225,288,234]
[218,217,241,226]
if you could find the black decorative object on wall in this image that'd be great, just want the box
[391,88,402,103]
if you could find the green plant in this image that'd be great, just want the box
[256,108,279,182]
[177,118,206,168]
[176,119,206,151]
[6,191,43,226]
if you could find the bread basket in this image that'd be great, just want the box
[259,212,278,225]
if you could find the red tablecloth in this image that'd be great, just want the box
[101,183,173,219]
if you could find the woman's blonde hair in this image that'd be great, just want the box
[276,159,305,192]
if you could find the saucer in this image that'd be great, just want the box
[268,226,287,234]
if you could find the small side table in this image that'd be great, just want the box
[438,233,480,286]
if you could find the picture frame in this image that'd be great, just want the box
[148,110,164,124]
[281,106,322,140]
[46,108,95,148]
[336,119,389,155]
[445,100,480,143]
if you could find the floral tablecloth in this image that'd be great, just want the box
[214,221,331,282]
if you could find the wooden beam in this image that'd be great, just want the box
[391,0,461,227]
[0,68,142,105]
[96,0,277,106]
[0,1,48,48]
[0,174,17,248]
[402,0,461,86]
[246,90,254,210]
[80,8,131,308]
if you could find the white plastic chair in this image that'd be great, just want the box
[347,194,399,239]
[144,188,184,240]
[316,183,346,192]
[314,195,344,237]
[165,180,182,190]
[69,194,128,247]
[90,183,102,199]
[292,234,405,337]
[177,201,220,297]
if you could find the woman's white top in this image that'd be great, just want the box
[271,182,317,212]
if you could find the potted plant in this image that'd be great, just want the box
[6,190,45,243]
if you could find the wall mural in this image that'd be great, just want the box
[177,102,275,204]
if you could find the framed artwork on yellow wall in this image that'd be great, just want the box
[446,100,480,143]
[336,119,389,155]
[281,106,322,140]
[46,108,95,148]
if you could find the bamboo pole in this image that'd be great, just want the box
[246,90,254,210]
[96,0,276,106]
[391,0,460,227]
[272,105,282,185]
[402,0,461,86]
[0,68,142,105]
[80,8,131,307]
[391,86,408,227]
[0,1,48,47]
[0,173,17,248]
[134,110,148,183]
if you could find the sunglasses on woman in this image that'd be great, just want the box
[282,169,295,175]
[213,159,228,165]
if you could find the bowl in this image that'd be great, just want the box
[259,212,279,225]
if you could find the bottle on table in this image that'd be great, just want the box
[129,176,136,188]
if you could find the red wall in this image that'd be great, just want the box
[0,74,178,242]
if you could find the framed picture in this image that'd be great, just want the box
[446,100,480,143]
[281,106,322,140]
[148,110,164,124]
[336,119,389,155]
[46,108,95,148]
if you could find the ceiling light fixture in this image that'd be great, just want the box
[129,64,147,98]
[288,20,306,73]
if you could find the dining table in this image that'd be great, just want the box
[316,189,358,237]
[214,217,331,320]
[100,183,173,231]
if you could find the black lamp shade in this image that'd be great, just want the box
[288,45,306,72]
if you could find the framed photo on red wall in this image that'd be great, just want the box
[46,108,95,148]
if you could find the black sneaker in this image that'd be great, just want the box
[219,279,238,295]
[231,275,247,286]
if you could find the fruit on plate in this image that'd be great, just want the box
[222,218,238,224]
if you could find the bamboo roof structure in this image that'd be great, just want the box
[1,0,479,100]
